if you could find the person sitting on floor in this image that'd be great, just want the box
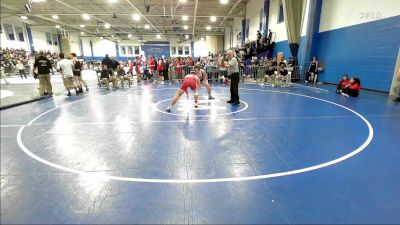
[336,74,350,94]
[117,64,131,87]
[340,77,361,97]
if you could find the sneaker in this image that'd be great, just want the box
[227,100,234,103]
[67,92,71,96]
[86,87,89,91]
[166,107,171,113]
[194,104,198,108]
[209,96,215,100]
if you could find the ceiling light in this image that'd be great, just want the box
[220,0,229,4]
[156,34,161,39]
[179,0,187,2]
[144,24,150,29]
[210,16,217,22]
[20,16,28,20]
[132,13,141,21]
[108,0,117,3]
[52,15,59,19]
[182,15,188,21]
[185,35,189,39]
[183,25,188,30]
[206,26,211,30]
[111,35,115,37]
[81,32,84,35]
[55,25,61,29]
[201,37,205,41]
[82,14,90,20]
[80,24,85,28]
[104,23,111,29]
[100,37,104,39]
[128,34,132,38]
[32,0,45,2]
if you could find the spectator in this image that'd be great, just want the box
[100,65,117,90]
[1,61,9,84]
[307,56,319,83]
[341,77,361,97]
[288,57,296,67]
[101,54,114,76]
[16,60,27,79]
[279,56,287,67]
[33,51,53,96]
[163,59,169,81]
[111,56,119,73]
[117,64,131,87]
[336,74,350,94]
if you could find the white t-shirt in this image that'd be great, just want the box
[57,59,74,78]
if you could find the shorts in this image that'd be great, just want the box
[180,77,196,93]
[200,73,208,84]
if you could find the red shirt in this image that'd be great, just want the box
[157,60,163,71]
[349,83,360,92]
[176,61,183,74]
[339,79,350,88]
[148,59,155,71]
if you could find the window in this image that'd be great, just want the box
[178,47,183,55]
[15,26,25,42]
[184,46,190,55]
[52,34,58,45]
[128,46,133,55]
[171,47,176,55]
[121,46,126,55]
[45,32,52,45]
[278,0,284,23]
[134,46,140,55]
[4,24,15,40]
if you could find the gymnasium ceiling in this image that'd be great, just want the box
[0,0,247,42]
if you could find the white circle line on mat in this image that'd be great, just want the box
[16,87,374,183]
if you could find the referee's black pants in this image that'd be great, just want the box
[230,72,240,102]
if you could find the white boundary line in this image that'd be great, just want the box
[154,97,249,117]
[16,87,374,183]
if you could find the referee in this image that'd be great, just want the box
[224,50,240,105]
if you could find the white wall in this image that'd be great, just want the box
[193,39,208,57]
[319,0,400,32]
[81,37,116,57]
[118,40,142,57]
[224,28,231,50]
[81,37,92,57]
[245,0,264,42]
[1,17,30,50]
[267,0,288,42]
[232,17,242,47]
[169,37,192,57]
[31,28,60,53]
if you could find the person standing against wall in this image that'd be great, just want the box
[33,51,53,96]
[224,50,240,105]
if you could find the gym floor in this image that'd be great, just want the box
[1,83,399,224]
